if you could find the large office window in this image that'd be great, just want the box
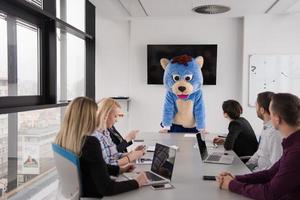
[56,0,87,102]
[17,107,64,185]
[16,20,40,96]
[57,30,86,102]
[0,114,8,181]
[25,0,43,9]
[0,107,64,192]
[0,0,95,197]
[0,13,40,97]
[0,13,8,96]
[56,0,85,32]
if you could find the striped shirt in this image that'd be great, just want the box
[92,129,124,165]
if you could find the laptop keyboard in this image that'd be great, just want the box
[145,171,164,181]
[207,154,222,162]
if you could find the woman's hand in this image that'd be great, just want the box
[213,137,225,145]
[120,163,136,173]
[135,145,146,151]
[128,149,146,161]
[134,172,149,187]
[125,130,139,142]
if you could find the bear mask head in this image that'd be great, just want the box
[160,54,204,99]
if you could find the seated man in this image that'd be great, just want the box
[246,91,282,172]
[217,93,300,200]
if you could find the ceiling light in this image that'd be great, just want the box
[192,5,231,14]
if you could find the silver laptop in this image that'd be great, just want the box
[124,143,176,185]
[196,133,234,165]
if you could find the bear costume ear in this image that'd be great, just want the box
[160,58,169,70]
[195,56,204,69]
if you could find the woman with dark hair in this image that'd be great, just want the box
[213,100,258,158]
[108,126,135,153]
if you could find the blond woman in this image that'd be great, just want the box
[93,98,145,166]
[55,97,148,198]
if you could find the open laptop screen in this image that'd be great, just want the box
[151,143,176,180]
[196,133,208,160]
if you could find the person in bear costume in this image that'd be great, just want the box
[160,54,205,133]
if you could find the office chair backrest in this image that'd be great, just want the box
[52,143,81,200]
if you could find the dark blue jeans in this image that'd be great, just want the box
[169,124,198,133]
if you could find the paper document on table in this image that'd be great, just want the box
[136,157,152,165]
[147,145,155,152]
[170,145,179,151]
[184,134,197,138]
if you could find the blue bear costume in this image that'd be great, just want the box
[160,55,205,133]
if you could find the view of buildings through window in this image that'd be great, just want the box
[0,108,65,193]
[17,107,64,186]
[0,0,87,195]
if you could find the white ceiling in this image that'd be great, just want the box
[90,0,300,19]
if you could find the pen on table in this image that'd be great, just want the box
[141,158,152,161]
[133,139,144,142]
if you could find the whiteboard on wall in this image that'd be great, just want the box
[249,55,300,107]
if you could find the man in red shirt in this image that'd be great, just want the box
[217,93,300,200]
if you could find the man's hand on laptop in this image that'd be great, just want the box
[134,172,149,187]
[120,163,136,173]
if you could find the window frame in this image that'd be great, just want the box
[0,0,95,193]
[0,0,95,114]
[0,3,46,108]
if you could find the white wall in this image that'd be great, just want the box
[129,18,244,133]
[96,16,244,134]
[95,17,130,99]
[95,16,131,132]
[242,14,300,134]
[96,13,300,136]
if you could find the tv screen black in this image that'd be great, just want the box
[147,44,217,85]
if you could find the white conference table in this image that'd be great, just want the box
[104,132,251,200]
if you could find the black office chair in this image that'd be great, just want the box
[239,156,252,163]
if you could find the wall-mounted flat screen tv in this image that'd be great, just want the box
[147,44,217,85]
